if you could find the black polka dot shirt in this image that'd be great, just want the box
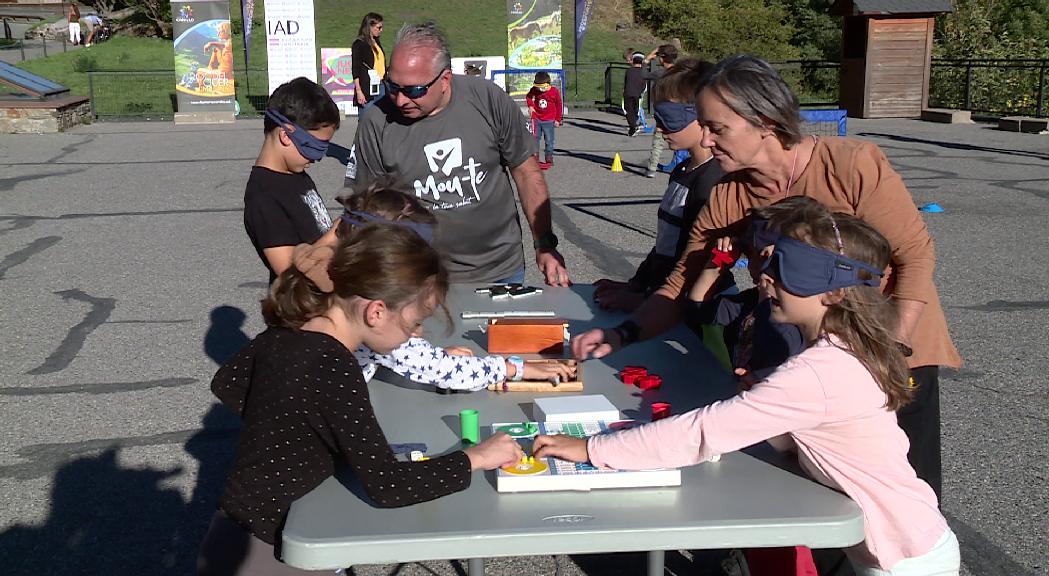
[212,327,472,545]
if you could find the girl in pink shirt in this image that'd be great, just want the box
[534,197,959,575]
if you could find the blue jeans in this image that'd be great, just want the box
[535,120,556,159]
[494,267,525,285]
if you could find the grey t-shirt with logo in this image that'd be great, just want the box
[346,74,537,283]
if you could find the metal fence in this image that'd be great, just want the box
[0,36,73,63]
[929,58,1048,117]
[82,58,1049,119]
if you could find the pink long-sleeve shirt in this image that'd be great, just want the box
[588,338,947,570]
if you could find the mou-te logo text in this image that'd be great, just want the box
[414,138,486,202]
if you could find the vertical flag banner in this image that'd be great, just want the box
[264,0,317,95]
[575,0,595,61]
[172,0,237,113]
[321,47,357,116]
[506,0,562,97]
[241,0,253,68]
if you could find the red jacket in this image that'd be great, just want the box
[526,85,563,123]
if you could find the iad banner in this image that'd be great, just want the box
[575,0,595,61]
[265,0,317,95]
[172,0,236,113]
[321,48,357,116]
[506,0,562,97]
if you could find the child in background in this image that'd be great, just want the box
[623,52,647,136]
[526,71,563,169]
[324,179,576,391]
[535,198,959,576]
[200,222,523,576]
[243,77,340,284]
[594,60,727,313]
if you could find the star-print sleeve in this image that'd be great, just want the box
[354,338,506,391]
[310,344,473,508]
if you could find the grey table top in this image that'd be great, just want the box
[281,285,865,570]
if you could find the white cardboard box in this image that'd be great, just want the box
[534,395,620,423]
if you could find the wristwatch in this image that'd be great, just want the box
[612,320,642,347]
[533,231,559,251]
[508,355,525,381]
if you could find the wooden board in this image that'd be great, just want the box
[488,359,583,392]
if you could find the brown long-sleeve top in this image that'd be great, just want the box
[660,136,961,369]
[212,327,472,545]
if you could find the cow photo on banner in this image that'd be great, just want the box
[172,0,237,114]
[506,0,562,98]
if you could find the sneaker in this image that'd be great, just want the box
[644,170,657,178]
[627,128,639,137]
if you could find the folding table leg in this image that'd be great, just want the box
[467,557,484,575]
[647,550,665,575]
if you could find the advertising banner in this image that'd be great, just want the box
[321,47,357,116]
[574,0,595,61]
[506,0,562,97]
[451,56,507,90]
[172,0,237,113]
[264,0,317,95]
[241,0,253,68]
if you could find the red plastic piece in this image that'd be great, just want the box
[620,366,648,385]
[710,248,737,269]
[651,402,671,421]
[638,375,663,390]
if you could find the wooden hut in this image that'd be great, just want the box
[831,0,952,118]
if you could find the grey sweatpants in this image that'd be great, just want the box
[646,129,666,171]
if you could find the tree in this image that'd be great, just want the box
[634,0,800,61]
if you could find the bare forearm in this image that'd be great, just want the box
[894,297,925,344]
[630,291,683,340]
[511,158,552,239]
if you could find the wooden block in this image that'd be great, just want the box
[921,108,973,124]
[487,360,583,392]
[487,317,568,354]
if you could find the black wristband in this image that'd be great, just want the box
[533,231,559,250]
[896,341,913,357]
[613,319,642,347]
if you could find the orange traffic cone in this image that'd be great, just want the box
[610,153,624,172]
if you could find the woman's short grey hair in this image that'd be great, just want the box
[395,22,452,75]
[699,55,802,147]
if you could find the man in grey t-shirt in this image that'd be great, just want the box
[345,22,569,285]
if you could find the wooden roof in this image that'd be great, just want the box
[830,0,953,15]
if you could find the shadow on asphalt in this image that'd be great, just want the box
[0,405,240,575]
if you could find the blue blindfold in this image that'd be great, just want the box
[340,210,435,244]
[762,235,883,297]
[739,217,779,254]
[653,101,697,134]
[264,109,330,162]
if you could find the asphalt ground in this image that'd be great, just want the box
[0,111,1046,575]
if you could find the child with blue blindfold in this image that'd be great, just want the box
[536,196,958,576]
[244,77,341,284]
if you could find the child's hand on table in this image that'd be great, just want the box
[521,360,576,383]
[532,434,589,463]
[465,432,525,470]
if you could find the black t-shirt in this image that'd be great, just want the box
[212,327,472,545]
[243,166,333,283]
[624,67,647,98]
[630,156,726,292]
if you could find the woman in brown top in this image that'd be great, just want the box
[572,55,959,499]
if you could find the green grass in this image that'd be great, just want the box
[17,0,661,116]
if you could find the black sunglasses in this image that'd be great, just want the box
[383,68,448,99]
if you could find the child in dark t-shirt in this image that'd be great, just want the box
[594,59,728,313]
[243,77,341,283]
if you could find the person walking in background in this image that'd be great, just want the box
[642,44,679,177]
[623,52,646,136]
[526,71,563,169]
[352,12,385,107]
[67,3,81,45]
